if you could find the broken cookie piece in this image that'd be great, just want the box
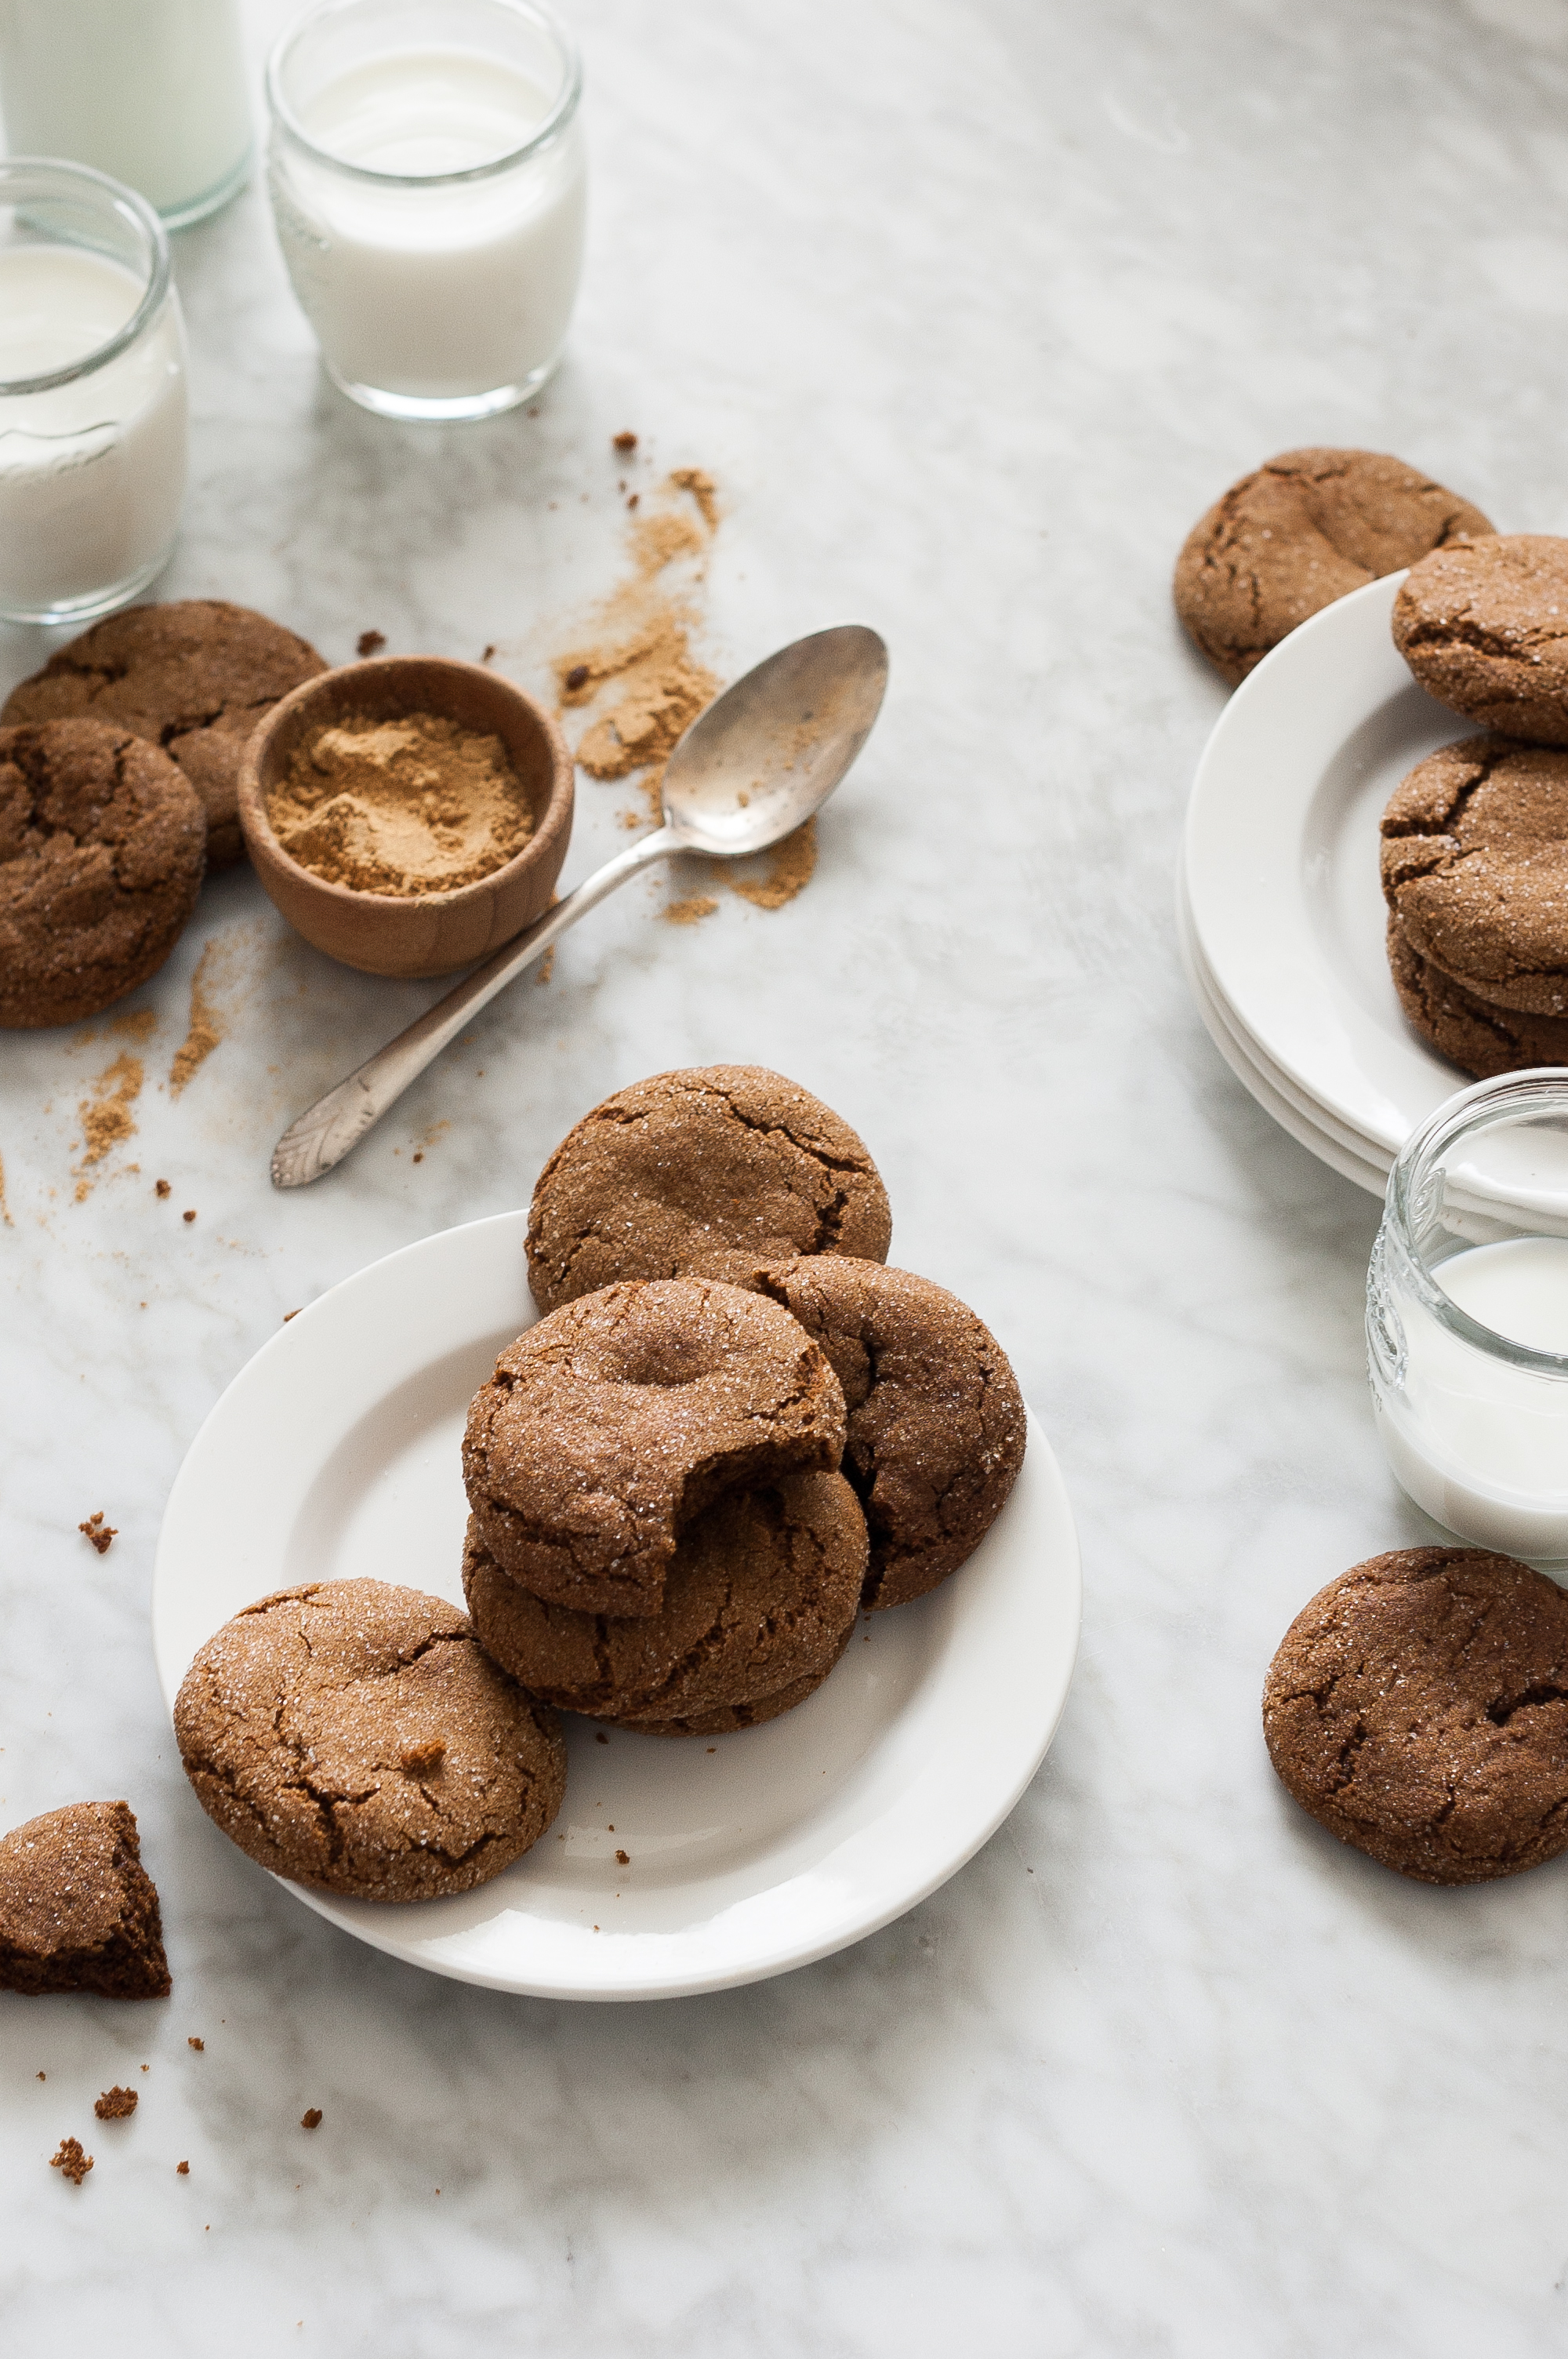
[0,1801,171,1999]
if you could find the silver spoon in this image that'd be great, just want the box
[270,622,889,1188]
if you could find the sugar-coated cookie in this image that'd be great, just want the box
[0,718,205,1027]
[1392,535,1568,744]
[173,1579,565,1902]
[755,1257,1026,1609]
[2,599,327,867]
[1386,914,1568,1078]
[1264,1547,1568,1884]
[463,1278,848,1619]
[462,1470,866,1725]
[525,1064,891,1312]
[1175,448,1491,686]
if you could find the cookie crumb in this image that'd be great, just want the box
[357,630,387,657]
[412,1151,423,1164]
[706,1747,717,1754]
[183,1209,196,1223]
[37,2071,45,2081]
[176,2160,189,2174]
[481,645,497,663]
[155,1179,170,1198]
[188,2037,205,2051]
[564,663,589,692]
[612,431,637,453]
[283,1309,300,1321]
[615,1848,629,1866]
[94,2086,137,2120]
[300,2109,322,2130]
[79,1511,117,1554]
[51,2138,92,2184]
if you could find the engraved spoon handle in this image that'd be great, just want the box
[270,827,679,1189]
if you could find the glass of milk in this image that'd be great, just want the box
[1369,1070,1568,1568]
[0,0,252,230]
[0,159,189,627]
[265,0,587,420]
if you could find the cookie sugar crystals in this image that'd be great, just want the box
[1368,1072,1568,1566]
[266,0,586,420]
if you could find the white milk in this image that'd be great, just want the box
[268,49,586,407]
[0,247,187,622]
[1372,1235,1568,1565]
[0,0,252,224]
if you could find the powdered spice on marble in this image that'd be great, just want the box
[267,713,532,898]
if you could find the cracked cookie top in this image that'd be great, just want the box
[0,718,205,1029]
[1174,448,1491,687]
[1393,534,1568,743]
[0,1801,170,1999]
[1263,1547,1568,1885]
[172,1579,566,1903]
[463,1278,848,1619]
[1381,736,1568,1018]
[461,1470,866,1727]
[524,1064,892,1313]
[2,599,326,870]
[754,1258,1026,1611]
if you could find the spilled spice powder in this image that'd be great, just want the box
[664,895,718,926]
[108,1008,158,1045]
[728,817,818,911]
[554,472,721,830]
[267,714,532,897]
[77,1053,144,1170]
[169,942,225,1097]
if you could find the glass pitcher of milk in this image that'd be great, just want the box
[0,159,188,626]
[265,0,586,421]
[1368,1070,1568,1568]
[0,0,252,229]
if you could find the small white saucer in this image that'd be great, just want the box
[152,1214,1081,2001]
[1183,573,1478,1167]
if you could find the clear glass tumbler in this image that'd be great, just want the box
[0,0,252,231]
[0,159,189,627]
[1367,1070,1568,1568]
[265,0,587,421]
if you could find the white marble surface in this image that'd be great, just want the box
[5,0,1568,2349]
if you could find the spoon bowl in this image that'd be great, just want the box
[662,623,889,855]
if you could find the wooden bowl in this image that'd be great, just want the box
[238,656,574,979]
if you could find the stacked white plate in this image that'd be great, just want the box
[1179,572,1486,1198]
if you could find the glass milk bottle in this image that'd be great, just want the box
[265,0,586,420]
[0,160,188,625]
[1367,1070,1568,1569]
[0,0,252,229]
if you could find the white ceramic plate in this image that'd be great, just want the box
[1176,863,1391,1198]
[152,1214,1081,2001]
[1183,573,1476,1161]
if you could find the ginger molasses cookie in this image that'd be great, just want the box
[1387,916,1568,1078]
[1175,448,1491,686]
[1392,536,1568,743]
[525,1064,892,1313]
[463,1470,866,1725]
[2,599,327,867]
[0,1801,170,1998]
[0,719,205,1028]
[173,1580,566,1902]
[463,1278,848,1619]
[1381,736,1568,1016]
[755,1258,1026,1610]
[1264,1547,1568,1884]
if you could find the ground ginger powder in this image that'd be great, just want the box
[268,712,532,897]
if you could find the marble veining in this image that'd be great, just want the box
[5,0,1568,2350]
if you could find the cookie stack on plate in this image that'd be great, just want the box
[1381,537,1568,1079]
[459,1064,1029,1736]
